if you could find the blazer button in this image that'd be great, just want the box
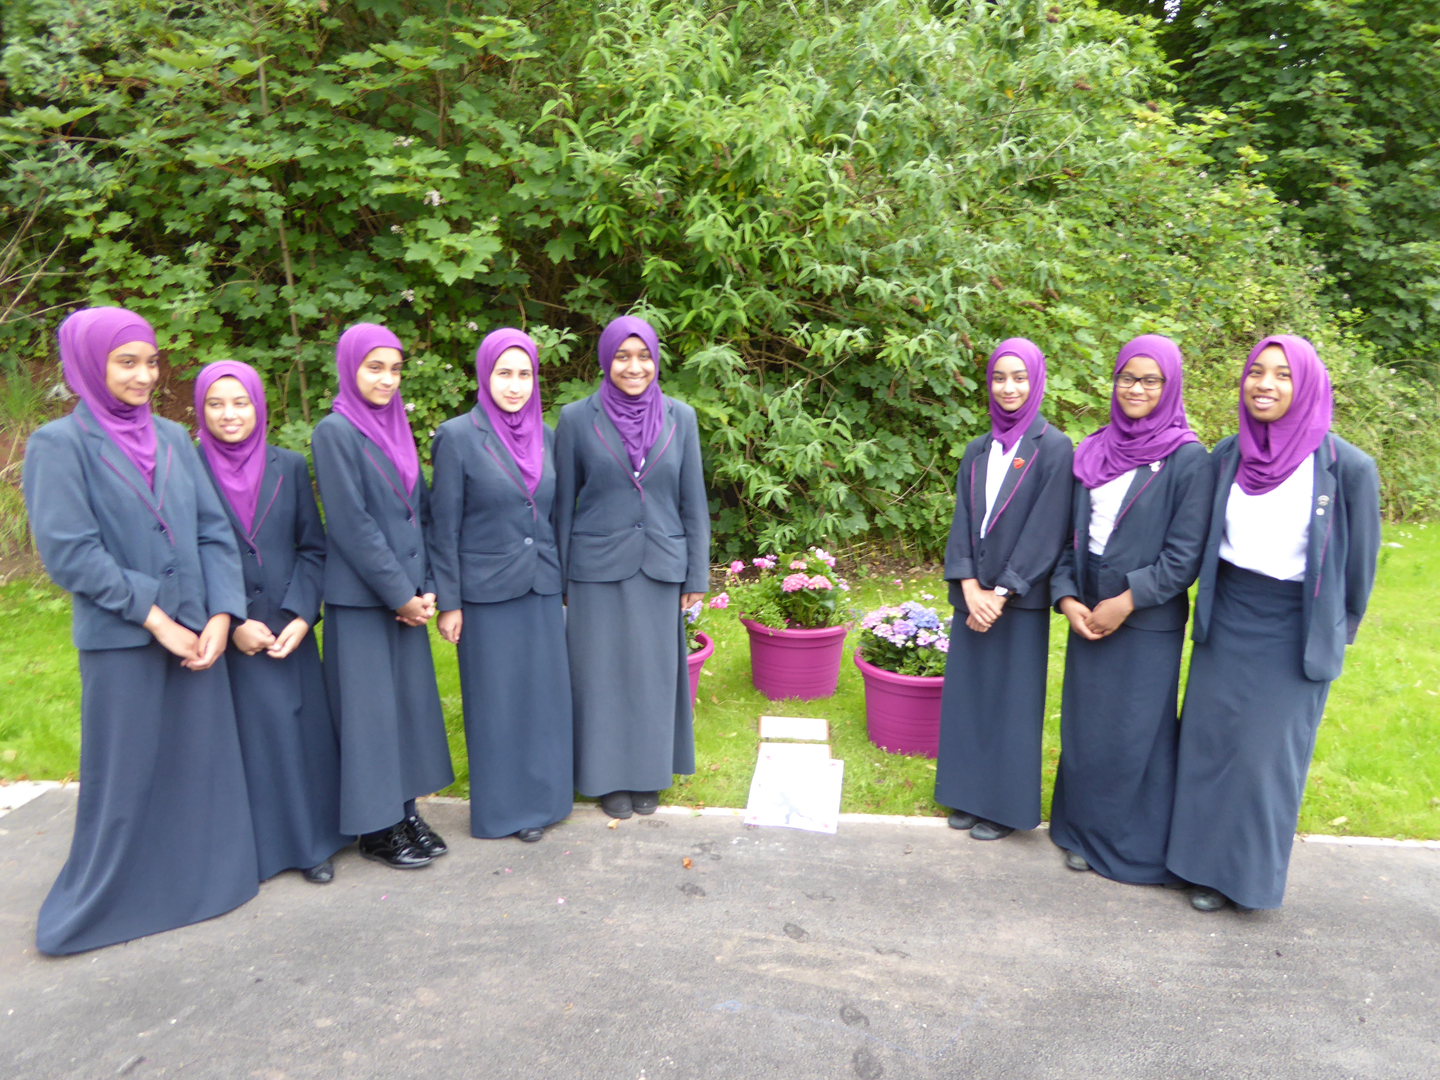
[524,537,534,545]
[526,502,534,509]
[1100,562,1108,570]
[634,523,643,530]
[244,549,254,558]
[155,524,165,533]
[253,585,263,594]
[409,550,418,559]
[165,567,175,577]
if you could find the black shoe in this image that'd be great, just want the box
[601,791,633,819]
[358,824,433,869]
[516,827,544,843]
[405,813,448,858]
[631,791,659,815]
[1190,887,1227,912]
[969,819,1014,841]
[1064,850,1090,872]
[947,811,979,831]
[302,859,335,884]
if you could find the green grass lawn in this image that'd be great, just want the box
[4,526,1438,838]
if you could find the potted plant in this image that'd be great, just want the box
[725,548,850,700]
[854,600,951,757]
[684,594,723,704]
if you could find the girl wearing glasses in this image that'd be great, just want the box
[1166,336,1379,912]
[935,339,1074,841]
[1048,335,1213,885]
[554,316,710,821]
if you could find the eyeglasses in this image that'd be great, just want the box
[1115,374,1165,390]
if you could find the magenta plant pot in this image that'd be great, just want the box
[687,631,715,704]
[854,651,944,758]
[741,618,849,701]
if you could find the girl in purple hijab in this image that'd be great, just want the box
[23,306,259,953]
[194,360,349,884]
[935,335,1074,843]
[554,315,711,820]
[430,327,573,842]
[1167,334,1379,913]
[311,323,453,870]
[1048,334,1214,886]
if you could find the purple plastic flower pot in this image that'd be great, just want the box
[687,630,715,704]
[854,651,944,758]
[741,619,849,701]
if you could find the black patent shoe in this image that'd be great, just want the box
[1190,887,1227,912]
[358,824,433,869]
[302,859,335,884]
[969,819,1015,841]
[1064,850,1090,872]
[405,813,448,858]
[947,811,979,831]
[516,827,544,843]
[601,791,634,819]
[630,791,659,815]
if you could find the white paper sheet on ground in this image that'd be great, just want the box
[757,741,832,763]
[744,748,845,834]
[758,715,829,741]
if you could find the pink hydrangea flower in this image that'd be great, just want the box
[806,575,832,590]
[709,592,730,610]
[728,560,745,575]
[789,560,807,570]
[781,573,810,593]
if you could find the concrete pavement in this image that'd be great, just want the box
[2,790,1437,1079]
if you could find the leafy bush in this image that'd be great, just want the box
[1,0,1430,557]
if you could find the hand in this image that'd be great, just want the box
[1084,590,1135,638]
[232,618,277,656]
[680,592,706,611]
[964,611,992,634]
[437,609,463,645]
[396,595,429,627]
[421,593,437,622]
[144,605,200,662]
[1058,596,1104,642]
[187,613,231,671]
[266,617,310,659]
[960,578,1005,629]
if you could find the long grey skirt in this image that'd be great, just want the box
[37,644,259,956]
[934,606,1050,831]
[229,633,351,879]
[568,573,695,797]
[1048,622,1183,885]
[457,591,574,837]
[1166,562,1331,910]
[323,604,454,836]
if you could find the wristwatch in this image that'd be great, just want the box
[992,586,1010,598]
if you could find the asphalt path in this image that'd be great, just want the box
[2,791,1437,1079]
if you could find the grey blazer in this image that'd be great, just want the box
[944,414,1075,612]
[23,402,246,650]
[198,444,325,633]
[311,412,434,611]
[428,405,562,609]
[1050,440,1214,632]
[1193,433,1380,682]
[554,391,710,593]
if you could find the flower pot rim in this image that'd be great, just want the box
[739,617,850,639]
[688,629,716,663]
[854,650,946,687]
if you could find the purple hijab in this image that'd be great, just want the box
[1236,334,1332,495]
[987,337,1047,451]
[598,316,665,471]
[476,328,544,495]
[1072,334,1200,488]
[332,323,420,494]
[194,361,269,532]
[59,306,160,486]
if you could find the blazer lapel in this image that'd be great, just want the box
[470,405,534,503]
[248,449,285,538]
[985,416,1047,533]
[79,402,163,513]
[590,392,676,486]
[1112,462,1160,533]
[1306,438,1338,596]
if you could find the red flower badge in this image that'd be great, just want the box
[1012,457,1026,469]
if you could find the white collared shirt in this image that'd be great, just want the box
[1218,460,1315,581]
[980,438,1021,538]
[1087,468,1139,554]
